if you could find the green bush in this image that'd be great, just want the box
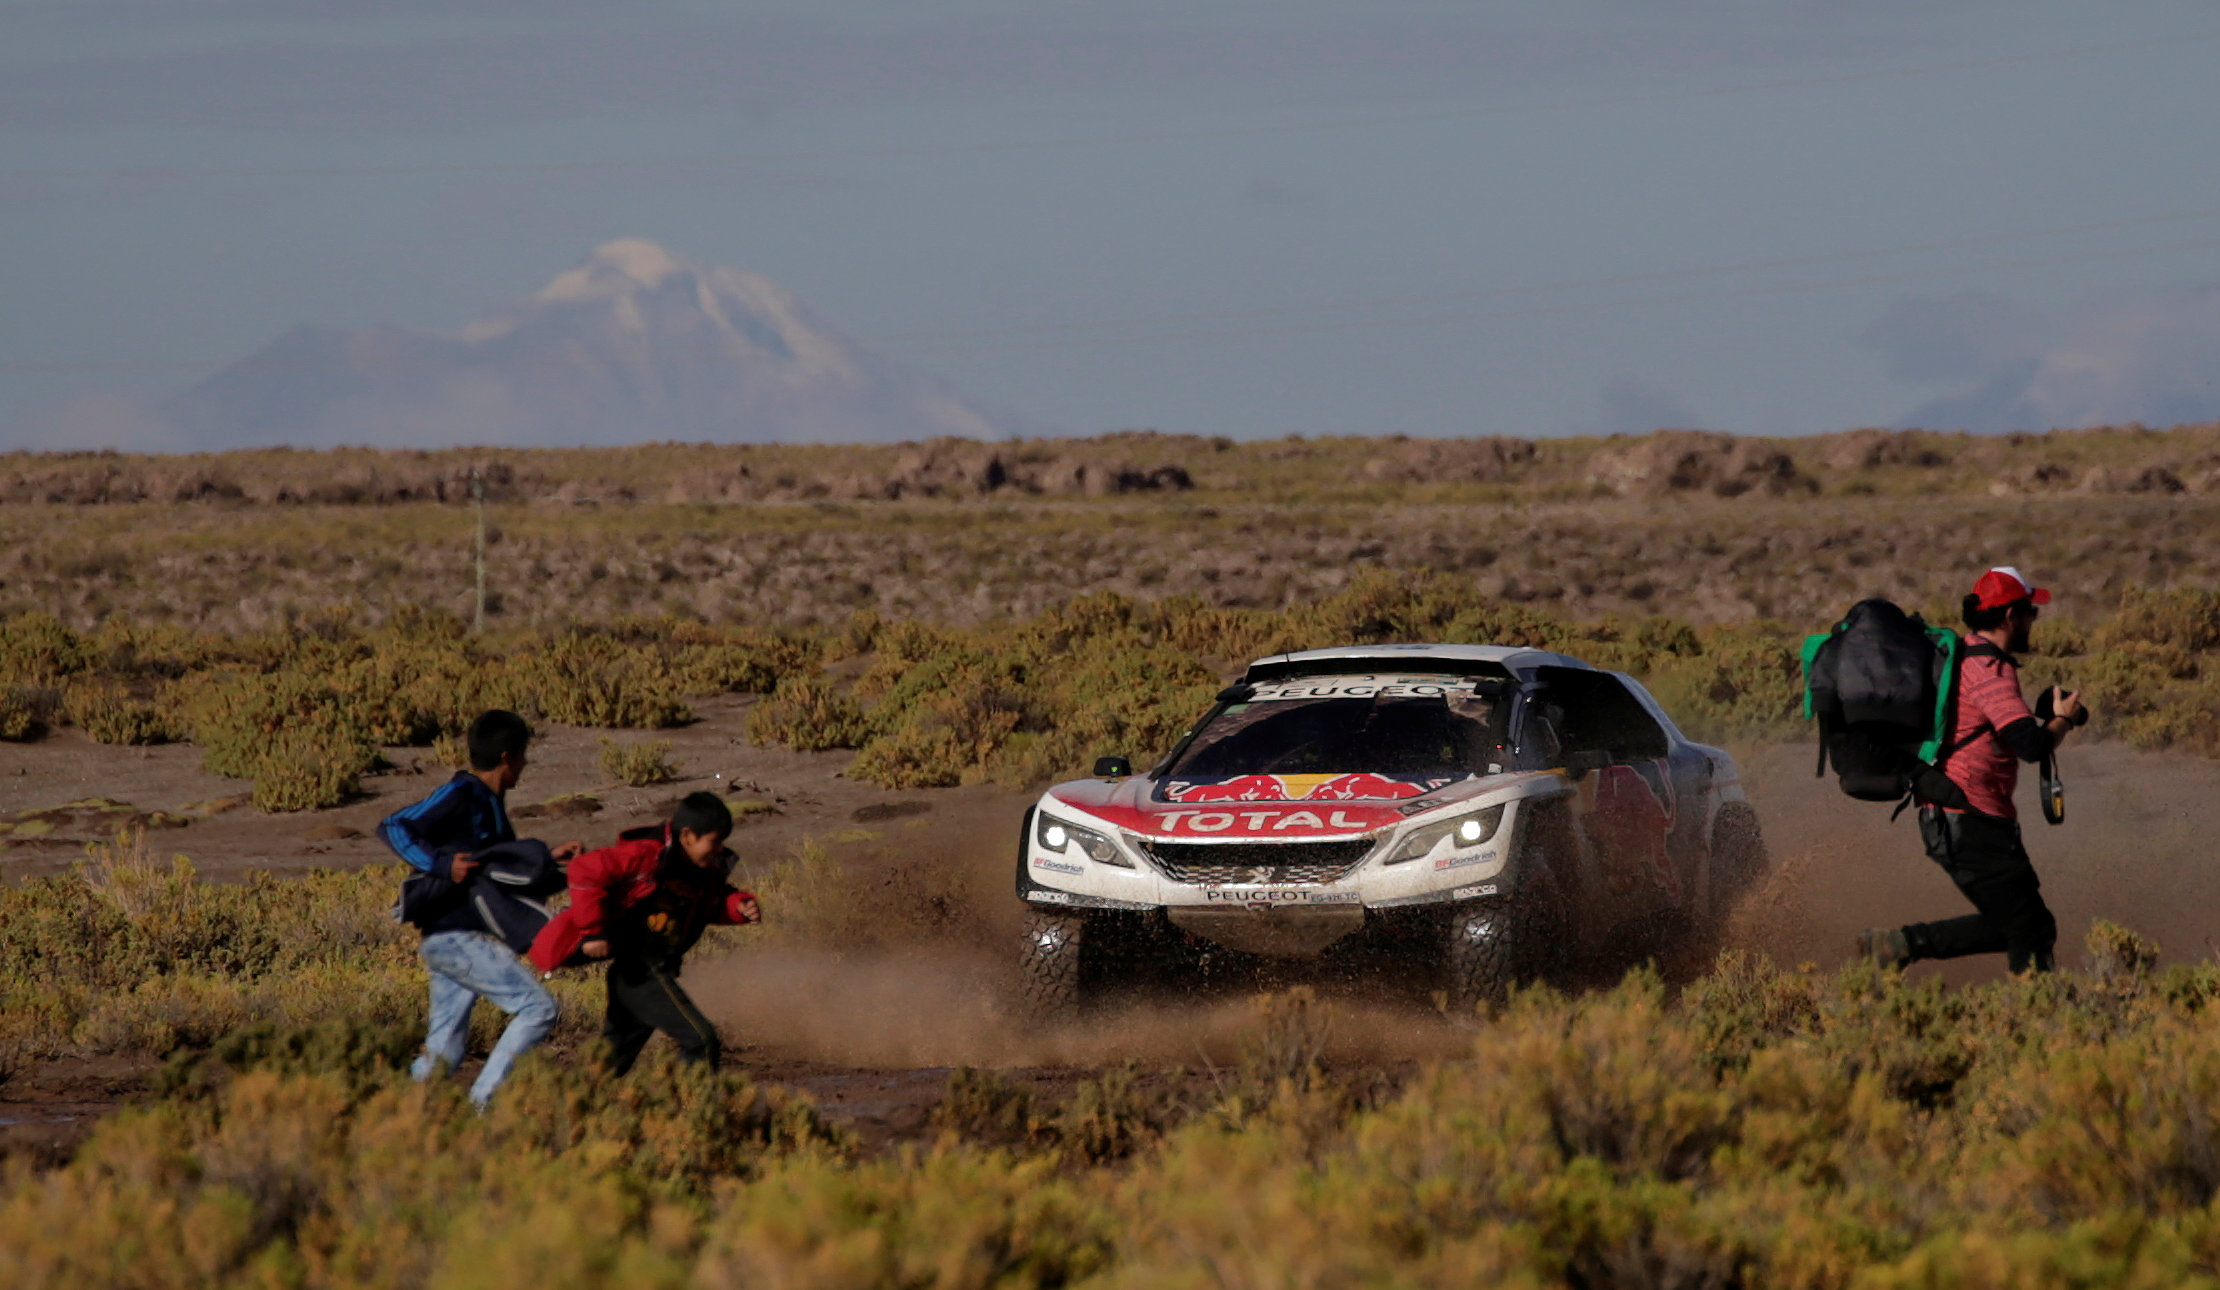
[62,679,175,745]
[519,630,690,728]
[0,687,43,741]
[599,736,677,787]
[671,631,821,695]
[746,674,872,751]
[20,823,2220,1289]
[26,938,2220,1289]
[248,734,369,812]
[24,574,2220,800]
[0,612,90,684]
[0,832,417,1057]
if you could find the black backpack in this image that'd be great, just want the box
[1802,599,1974,809]
[466,841,567,954]
[393,839,567,953]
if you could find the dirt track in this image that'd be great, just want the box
[683,736,2220,1142]
[6,717,2217,1151]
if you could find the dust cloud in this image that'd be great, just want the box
[1729,740,2220,982]
[687,741,2220,1072]
[689,790,1467,1070]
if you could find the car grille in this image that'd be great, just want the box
[1136,839,1377,885]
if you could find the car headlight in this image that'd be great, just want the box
[1382,804,1504,866]
[1037,811,1134,868]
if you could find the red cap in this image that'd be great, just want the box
[1970,566,2051,611]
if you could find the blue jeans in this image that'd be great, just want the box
[412,930,558,1107]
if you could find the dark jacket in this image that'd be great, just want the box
[530,826,757,973]
[379,771,515,878]
[380,771,518,938]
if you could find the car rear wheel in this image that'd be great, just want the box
[1707,803,1769,920]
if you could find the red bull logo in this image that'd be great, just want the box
[1171,772,1442,803]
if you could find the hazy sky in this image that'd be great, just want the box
[5,0,2220,447]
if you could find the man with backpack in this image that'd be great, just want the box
[1856,568,2086,974]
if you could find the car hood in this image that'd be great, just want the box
[1045,771,1560,841]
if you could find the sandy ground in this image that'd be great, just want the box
[7,724,2217,1156]
[0,694,957,880]
[1733,736,2220,980]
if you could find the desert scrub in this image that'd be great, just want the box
[60,679,174,745]
[21,566,2220,800]
[518,629,690,728]
[746,673,872,751]
[600,735,678,787]
[0,687,44,740]
[431,729,469,768]
[0,831,621,1062]
[0,1056,850,1290]
[0,831,417,1056]
[766,578,1758,788]
[21,932,2220,1287]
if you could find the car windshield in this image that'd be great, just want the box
[1160,675,1508,801]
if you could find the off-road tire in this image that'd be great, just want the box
[1435,803,1574,1013]
[1440,902,1526,1013]
[1018,910,1090,1017]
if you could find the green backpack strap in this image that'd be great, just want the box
[1798,629,1837,720]
[1916,624,1961,764]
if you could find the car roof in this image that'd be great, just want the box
[1241,643,1597,685]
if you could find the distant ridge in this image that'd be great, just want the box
[7,423,2220,506]
[161,239,1035,447]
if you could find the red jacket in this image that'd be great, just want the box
[529,829,758,973]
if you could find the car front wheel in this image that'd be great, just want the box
[1018,909,1090,1017]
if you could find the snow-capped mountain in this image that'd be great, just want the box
[162,239,1033,446]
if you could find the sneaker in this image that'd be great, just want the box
[1856,927,1911,969]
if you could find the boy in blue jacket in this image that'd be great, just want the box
[379,709,582,1107]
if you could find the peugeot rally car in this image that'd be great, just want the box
[1016,644,1766,1013]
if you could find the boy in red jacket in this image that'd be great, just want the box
[531,792,760,1074]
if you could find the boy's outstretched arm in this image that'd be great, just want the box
[377,778,471,875]
[716,888,762,926]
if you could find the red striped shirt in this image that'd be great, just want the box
[1937,641,2033,819]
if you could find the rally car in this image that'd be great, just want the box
[1015,643,1766,1013]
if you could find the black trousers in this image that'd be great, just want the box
[1904,807,2057,974]
[602,957,721,1075]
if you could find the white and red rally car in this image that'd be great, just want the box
[1016,643,1766,1012]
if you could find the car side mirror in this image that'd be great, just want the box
[1093,755,1134,779]
[1565,749,1611,780]
[1215,684,1255,704]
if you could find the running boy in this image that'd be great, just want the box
[530,792,760,1074]
[379,708,583,1106]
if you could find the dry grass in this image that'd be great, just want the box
[9,851,2220,1290]
[2,429,2220,635]
[13,567,2220,805]
[598,736,678,787]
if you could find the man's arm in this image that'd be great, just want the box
[377,780,468,875]
[1994,717,2055,764]
[1975,674,2083,764]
